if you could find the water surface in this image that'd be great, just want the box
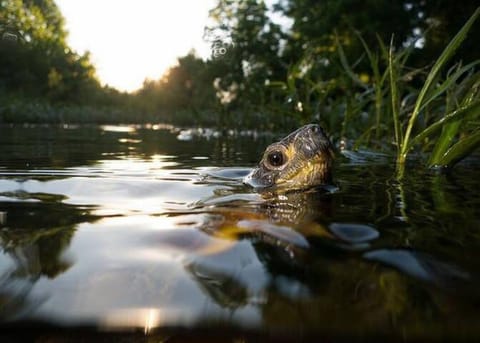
[1,125,480,340]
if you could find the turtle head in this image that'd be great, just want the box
[244,124,334,192]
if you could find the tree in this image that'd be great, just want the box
[276,0,480,70]
[409,0,480,66]
[134,52,217,124]
[0,0,101,103]
[206,0,287,118]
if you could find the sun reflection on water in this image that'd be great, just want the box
[100,125,137,133]
[100,308,162,332]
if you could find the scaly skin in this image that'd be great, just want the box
[244,124,334,192]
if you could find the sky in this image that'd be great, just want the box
[55,0,216,92]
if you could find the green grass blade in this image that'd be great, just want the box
[388,37,402,154]
[355,31,380,80]
[409,101,480,148]
[376,34,389,61]
[459,72,480,105]
[428,120,462,165]
[335,33,368,89]
[434,130,480,168]
[420,60,480,113]
[398,7,480,163]
[428,67,480,165]
[354,31,385,139]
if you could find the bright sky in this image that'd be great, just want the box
[55,0,216,92]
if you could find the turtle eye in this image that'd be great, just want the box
[266,150,286,168]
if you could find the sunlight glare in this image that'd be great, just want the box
[56,0,216,92]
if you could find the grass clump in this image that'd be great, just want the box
[320,7,480,176]
[394,7,480,172]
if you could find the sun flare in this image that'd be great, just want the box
[55,0,215,92]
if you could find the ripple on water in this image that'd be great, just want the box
[2,125,480,338]
[203,167,252,181]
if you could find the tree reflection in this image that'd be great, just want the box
[0,200,98,319]
[0,126,271,170]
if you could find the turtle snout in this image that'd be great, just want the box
[243,167,275,189]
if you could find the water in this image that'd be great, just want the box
[1,124,480,340]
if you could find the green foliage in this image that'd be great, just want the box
[204,0,288,129]
[1,0,480,170]
[0,0,129,118]
[268,3,480,173]
[0,0,93,100]
[278,0,414,74]
[398,7,480,165]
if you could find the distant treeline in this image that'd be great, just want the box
[1,0,479,131]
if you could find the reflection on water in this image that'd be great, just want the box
[1,125,480,339]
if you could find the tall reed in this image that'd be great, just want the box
[393,7,480,175]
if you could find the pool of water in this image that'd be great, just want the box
[1,124,480,341]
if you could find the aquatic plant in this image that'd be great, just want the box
[332,8,480,177]
[394,7,480,171]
